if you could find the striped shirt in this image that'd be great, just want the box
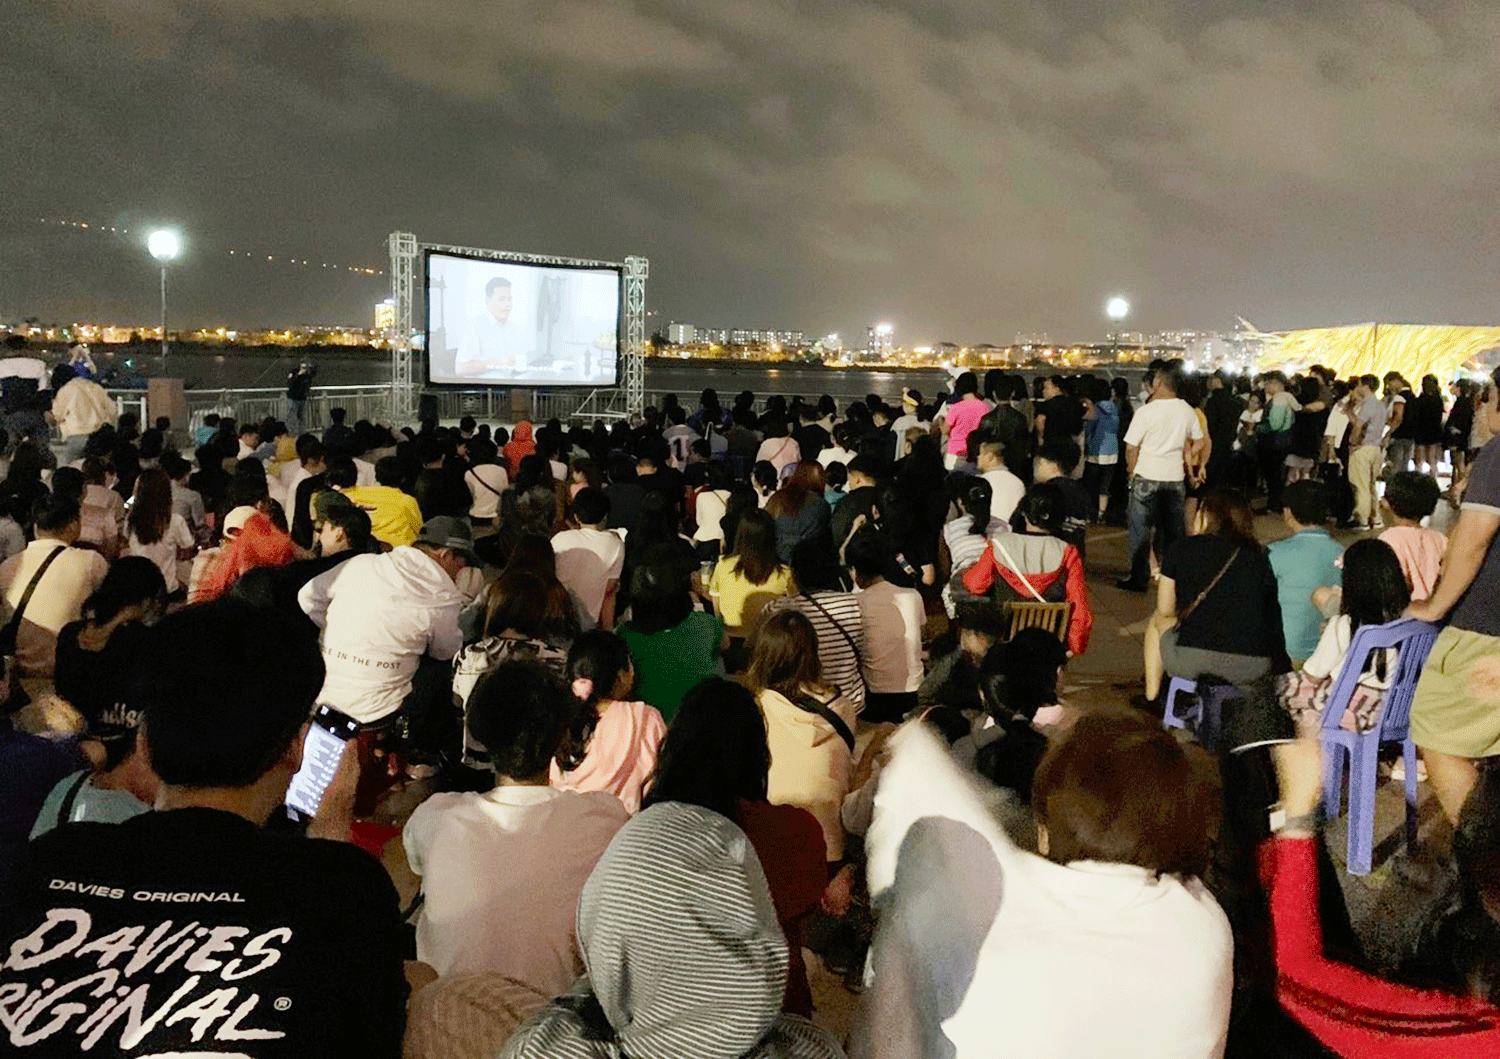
[766,591,866,713]
[942,516,1007,617]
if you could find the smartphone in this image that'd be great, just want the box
[284,705,361,822]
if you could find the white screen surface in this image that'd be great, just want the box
[426,252,620,386]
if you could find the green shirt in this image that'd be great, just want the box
[619,611,724,723]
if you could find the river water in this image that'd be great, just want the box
[42,343,1145,406]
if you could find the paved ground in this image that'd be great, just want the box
[802,506,1460,1040]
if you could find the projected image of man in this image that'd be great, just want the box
[457,277,530,376]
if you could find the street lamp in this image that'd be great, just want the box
[147,228,182,369]
[1105,296,1129,361]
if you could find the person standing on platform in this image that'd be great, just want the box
[286,360,316,436]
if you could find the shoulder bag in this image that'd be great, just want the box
[800,592,867,697]
[796,693,855,752]
[1,544,67,708]
[988,534,1049,603]
[1176,547,1241,626]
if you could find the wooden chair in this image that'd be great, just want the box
[1005,601,1072,643]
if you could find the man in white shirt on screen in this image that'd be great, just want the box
[457,276,531,376]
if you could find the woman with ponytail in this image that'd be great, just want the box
[552,629,666,813]
[940,475,1004,617]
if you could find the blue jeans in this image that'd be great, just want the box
[286,398,307,436]
[1126,477,1185,585]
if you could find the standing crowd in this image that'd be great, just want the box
[2,344,1500,1058]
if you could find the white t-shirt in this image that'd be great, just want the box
[890,413,922,458]
[1323,404,1350,448]
[981,468,1027,523]
[465,464,509,520]
[403,786,628,986]
[692,488,732,544]
[868,724,1234,1059]
[127,513,194,593]
[818,445,856,469]
[551,527,625,629]
[1123,397,1203,483]
[0,540,110,677]
[856,579,925,694]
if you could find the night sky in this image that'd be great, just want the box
[3,0,1498,342]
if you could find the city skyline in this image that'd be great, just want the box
[5,3,1500,340]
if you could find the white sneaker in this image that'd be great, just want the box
[1388,759,1429,783]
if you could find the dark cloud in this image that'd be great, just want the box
[2,0,1498,340]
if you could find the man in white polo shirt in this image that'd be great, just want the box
[1117,360,1205,591]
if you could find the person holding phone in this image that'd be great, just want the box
[0,599,409,1058]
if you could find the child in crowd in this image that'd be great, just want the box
[1379,470,1447,600]
[1031,440,1090,555]
[918,603,1006,714]
[1268,479,1344,663]
[952,627,1069,785]
[551,630,666,813]
[823,461,848,508]
[751,459,778,507]
[1283,538,1410,734]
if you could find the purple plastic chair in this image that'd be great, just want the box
[1317,617,1442,876]
[1162,676,1243,752]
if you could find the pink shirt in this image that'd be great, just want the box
[945,397,989,456]
[550,700,666,813]
[1378,525,1446,601]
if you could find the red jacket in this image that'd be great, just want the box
[1267,836,1500,1058]
[960,533,1093,655]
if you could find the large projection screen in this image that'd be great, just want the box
[424,250,620,387]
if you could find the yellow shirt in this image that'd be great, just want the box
[341,486,423,548]
[708,559,791,628]
[759,687,856,860]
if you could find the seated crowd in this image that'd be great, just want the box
[2,363,1499,1059]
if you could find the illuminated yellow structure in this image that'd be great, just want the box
[1254,322,1500,382]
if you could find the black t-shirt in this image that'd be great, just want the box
[605,481,646,534]
[1050,478,1092,555]
[792,424,831,464]
[1203,391,1245,453]
[636,467,685,510]
[831,486,878,552]
[290,473,327,548]
[0,808,407,1058]
[53,621,152,731]
[1038,394,1083,442]
[1161,535,1288,664]
[1390,389,1418,440]
[231,552,359,630]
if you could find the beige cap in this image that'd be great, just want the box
[222,505,259,536]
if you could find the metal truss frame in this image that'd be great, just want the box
[388,232,646,422]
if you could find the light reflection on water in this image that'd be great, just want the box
[68,344,1146,399]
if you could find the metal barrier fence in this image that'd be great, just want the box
[110,380,960,431]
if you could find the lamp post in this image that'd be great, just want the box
[1105,296,1130,362]
[147,228,181,371]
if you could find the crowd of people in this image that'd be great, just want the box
[1,349,1499,1059]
